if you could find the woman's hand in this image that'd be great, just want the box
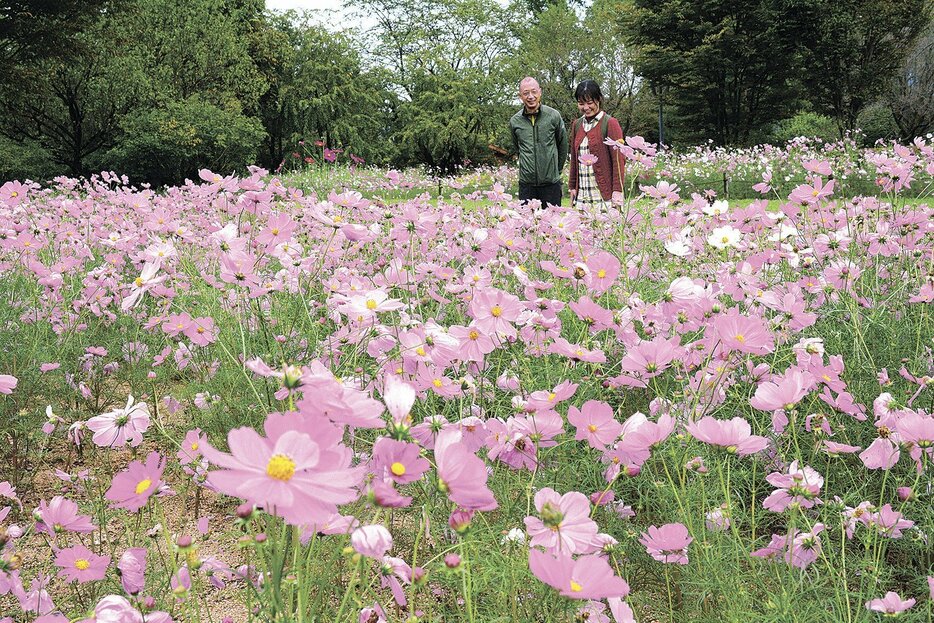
[569,189,577,205]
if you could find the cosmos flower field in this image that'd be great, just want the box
[1,136,934,622]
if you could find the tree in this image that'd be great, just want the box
[623,0,803,145]
[351,0,519,171]
[0,6,148,175]
[791,0,930,133]
[0,0,116,86]
[888,23,934,140]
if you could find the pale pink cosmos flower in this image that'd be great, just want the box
[528,550,630,600]
[35,496,97,535]
[568,400,623,450]
[371,437,430,485]
[524,488,599,555]
[55,545,110,583]
[118,548,147,595]
[639,523,692,565]
[865,592,915,615]
[871,504,914,538]
[762,461,823,512]
[0,374,17,394]
[351,525,393,559]
[201,416,362,526]
[105,452,165,513]
[685,416,768,456]
[713,308,774,355]
[86,396,151,448]
[470,287,522,338]
[434,428,497,511]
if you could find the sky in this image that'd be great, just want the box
[265,0,354,28]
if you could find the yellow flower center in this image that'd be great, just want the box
[597,269,606,278]
[812,189,819,197]
[366,299,378,310]
[491,305,502,317]
[472,275,481,282]
[721,236,729,244]
[415,347,427,356]
[588,424,597,433]
[271,228,280,235]
[390,462,406,476]
[74,559,91,571]
[433,378,443,388]
[734,334,746,343]
[266,454,296,481]
[190,442,199,451]
[469,330,479,340]
[570,580,583,593]
[134,277,144,287]
[135,479,152,494]
[548,392,556,401]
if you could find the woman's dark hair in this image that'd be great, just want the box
[574,80,603,103]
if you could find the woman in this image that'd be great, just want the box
[567,80,626,210]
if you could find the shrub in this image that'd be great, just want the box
[105,96,265,187]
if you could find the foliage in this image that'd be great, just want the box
[791,0,930,133]
[888,23,934,141]
[623,0,803,146]
[770,111,839,144]
[105,96,265,186]
[856,102,900,145]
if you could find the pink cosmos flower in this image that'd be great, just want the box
[579,153,598,167]
[619,336,683,379]
[201,417,362,526]
[55,545,110,583]
[568,400,623,450]
[639,523,692,565]
[528,550,630,600]
[762,461,823,512]
[752,524,824,569]
[470,287,523,338]
[105,452,165,513]
[86,396,151,448]
[372,437,430,485]
[77,595,144,623]
[685,416,768,456]
[117,548,147,595]
[449,323,497,362]
[524,488,599,555]
[583,251,620,296]
[351,525,393,559]
[183,317,217,346]
[928,576,934,599]
[0,374,17,394]
[35,496,97,535]
[859,436,900,470]
[177,428,205,465]
[865,592,915,615]
[872,504,914,538]
[712,308,774,355]
[750,367,813,412]
[434,428,497,511]
[255,213,297,247]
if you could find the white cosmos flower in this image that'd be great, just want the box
[708,226,743,249]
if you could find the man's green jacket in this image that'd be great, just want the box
[509,104,568,187]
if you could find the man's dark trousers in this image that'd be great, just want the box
[519,181,562,208]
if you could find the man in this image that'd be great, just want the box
[509,77,568,208]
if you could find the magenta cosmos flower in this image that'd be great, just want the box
[201,414,362,526]
[55,544,110,583]
[86,396,151,448]
[105,452,165,512]
[528,550,629,600]
[639,523,692,565]
[865,591,915,615]
[685,416,768,456]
